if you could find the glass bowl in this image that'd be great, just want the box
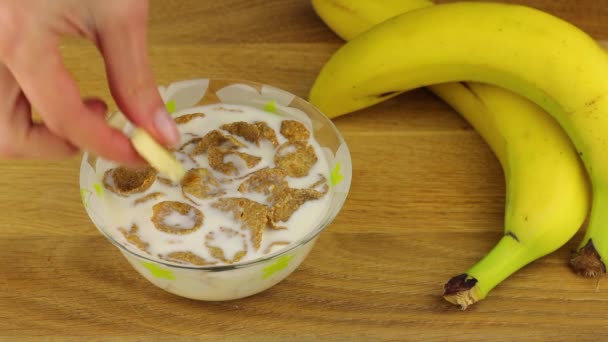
[79,78,352,301]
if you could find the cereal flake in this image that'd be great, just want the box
[151,201,204,235]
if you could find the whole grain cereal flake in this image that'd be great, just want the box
[178,137,202,155]
[191,130,245,155]
[238,167,288,199]
[133,192,165,205]
[103,166,157,196]
[254,121,279,147]
[119,224,150,254]
[174,112,206,125]
[269,188,326,223]
[280,120,310,142]
[151,201,204,235]
[220,121,260,144]
[211,197,268,250]
[205,228,248,264]
[160,251,217,266]
[274,141,318,178]
[181,168,225,200]
[208,146,261,176]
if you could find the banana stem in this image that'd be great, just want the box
[571,191,608,277]
[443,234,530,309]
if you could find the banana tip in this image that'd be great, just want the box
[570,240,606,278]
[443,274,481,310]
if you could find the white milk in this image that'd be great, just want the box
[95,103,332,267]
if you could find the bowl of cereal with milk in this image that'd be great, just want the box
[79,79,351,301]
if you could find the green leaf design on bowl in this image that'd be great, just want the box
[262,254,294,279]
[263,100,278,114]
[330,163,345,186]
[140,261,175,280]
[165,100,176,114]
[93,183,103,197]
[80,188,92,209]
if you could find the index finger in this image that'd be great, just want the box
[7,43,142,165]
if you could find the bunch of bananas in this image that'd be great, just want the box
[309,0,608,309]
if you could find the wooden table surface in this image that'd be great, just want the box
[2,0,608,340]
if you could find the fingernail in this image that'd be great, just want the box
[153,108,180,147]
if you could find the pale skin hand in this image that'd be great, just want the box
[0,0,179,165]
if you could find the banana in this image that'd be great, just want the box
[311,0,432,40]
[310,0,594,307]
[130,128,186,183]
[108,111,186,183]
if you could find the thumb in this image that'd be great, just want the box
[94,1,179,148]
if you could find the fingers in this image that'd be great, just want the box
[6,42,142,165]
[94,0,179,148]
[0,63,77,159]
[83,97,147,167]
[83,97,108,117]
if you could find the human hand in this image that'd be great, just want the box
[0,0,179,165]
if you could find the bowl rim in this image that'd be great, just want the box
[80,77,352,272]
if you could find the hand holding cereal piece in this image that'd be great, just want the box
[280,120,310,142]
[103,166,157,196]
[254,122,279,147]
[133,192,165,205]
[192,130,245,155]
[174,113,206,125]
[220,121,260,144]
[211,198,269,250]
[238,167,288,199]
[160,251,217,266]
[151,201,204,235]
[205,228,248,264]
[269,188,326,223]
[208,146,262,176]
[119,224,150,254]
[274,141,318,177]
[181,168,225,200]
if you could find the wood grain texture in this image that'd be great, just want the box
[2,0,608,339]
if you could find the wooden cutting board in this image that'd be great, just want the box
[0,0,607,339]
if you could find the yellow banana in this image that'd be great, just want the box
[310,0,592,307]
[108,111,186,183]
